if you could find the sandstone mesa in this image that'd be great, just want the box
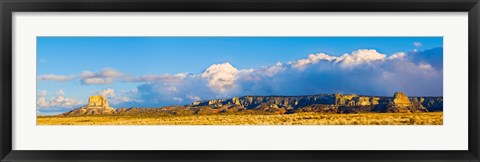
[61,96,116,116]
[60,92,443,116]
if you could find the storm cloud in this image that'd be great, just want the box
[133,47,443,106]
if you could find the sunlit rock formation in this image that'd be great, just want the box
[393,92,412,105]
[59,92,442,117]
[192,92,440,114]
[60,96,116,116]
[86,95,110,108]
[194,94,336,109]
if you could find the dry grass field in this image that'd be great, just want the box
[37,112,443,125]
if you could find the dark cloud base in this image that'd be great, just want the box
[127,47,443,107]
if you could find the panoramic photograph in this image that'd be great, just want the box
[36,37,443,125]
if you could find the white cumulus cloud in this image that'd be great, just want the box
[36,90,84,110]
[388,52,406,60]
[418,63,433,70]
[335,49,386,67]
[96,88,137,106]
[201,63,239,93]
[98,88,115,98]
[133,47,443,106]
[291,53,336,70]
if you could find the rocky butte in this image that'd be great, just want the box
[61,96,116,116]
[60,92,443,116]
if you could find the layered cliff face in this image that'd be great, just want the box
[369,92,428,113]
[192,92,441,113]
[59,92,442,116]
[416,97,443,112]
[192,94,336,109]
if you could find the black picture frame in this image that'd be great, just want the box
[1,0,479,161]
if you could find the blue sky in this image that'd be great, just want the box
[37,37,443,114]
